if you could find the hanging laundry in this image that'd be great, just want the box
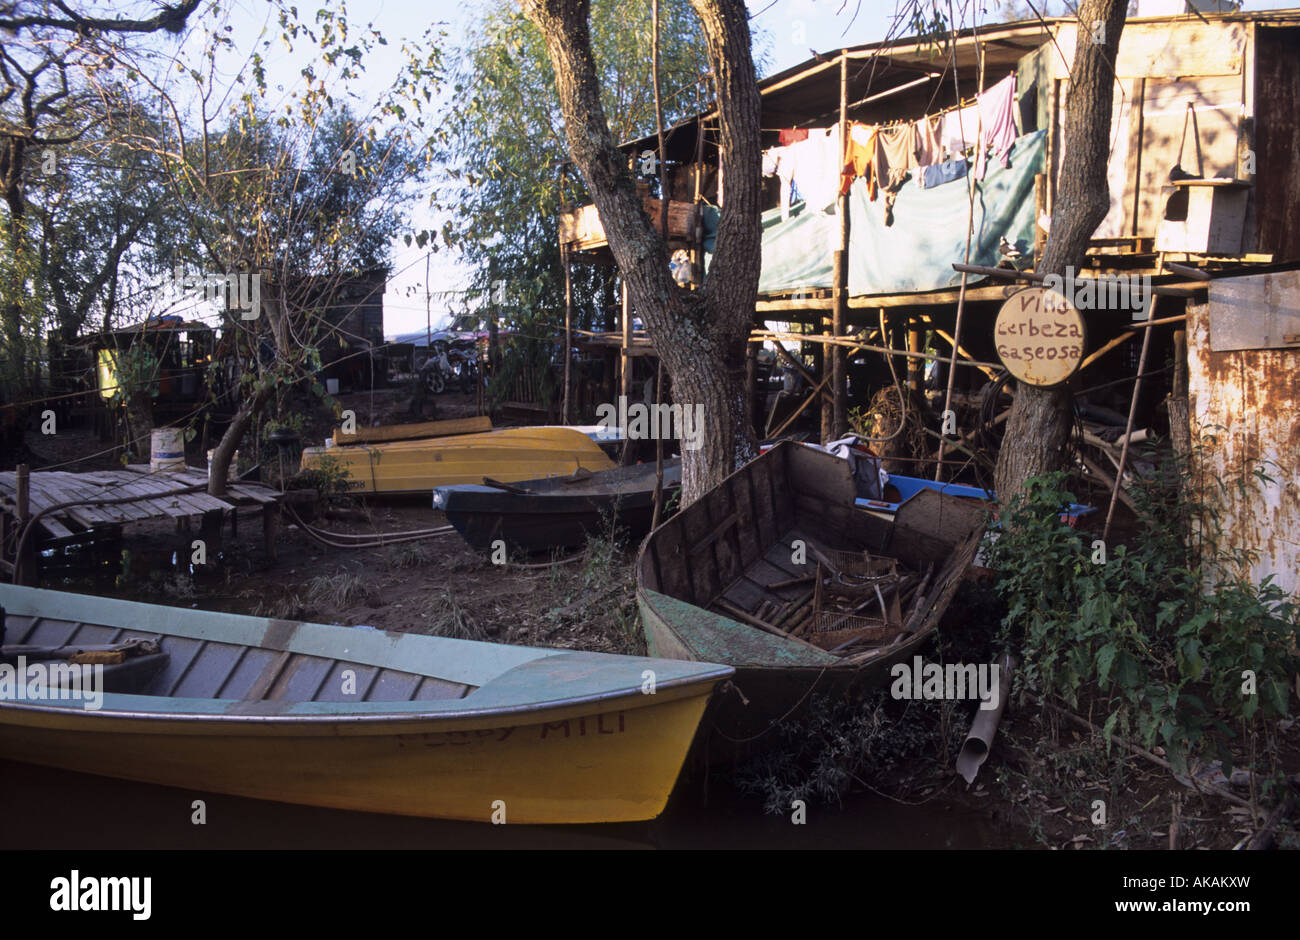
[918,156,968,189]
[791,126,842,213]
[762,144,793,216]
[877,123,919,175]
[762,148,783,178]
[975,74,1018,179]
[767,126,841,219]
[841,122,877,199]
[778,127,809,146]
[938,104,979,160]
[914,115,942,168]
[874,123,918,225]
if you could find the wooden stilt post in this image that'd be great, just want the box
[815,318,830,443]
[13,464,36,585]
[561,238,573,425]
[1168,328,1190,463]
[907,321,924,393]
[832,53,849,440]
[620,279,631,403]
[745,338,759,439]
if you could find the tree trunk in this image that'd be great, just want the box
[125,392,154,462]
[524,0,761,505]
[208,291,280,496]
[208,384,272,496]
[993,0,1129,505]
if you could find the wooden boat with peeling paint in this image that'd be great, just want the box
[0,584,731,823]
[635,442,985,754]
[299,426,616,496]
[433,459,683,553]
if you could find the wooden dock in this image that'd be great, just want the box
[0,465,286,583]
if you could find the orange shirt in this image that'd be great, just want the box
[842,122,877,199]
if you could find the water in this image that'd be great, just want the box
[0,759,1018,849]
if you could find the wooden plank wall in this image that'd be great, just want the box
[1252,26,1300,261]
[1045,19,1249,243]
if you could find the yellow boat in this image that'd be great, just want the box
[0,585,732,824]
[300,426,616,495]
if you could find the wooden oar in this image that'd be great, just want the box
[481,478,531,494]
[713,600,832,654]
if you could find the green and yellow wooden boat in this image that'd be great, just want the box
[0,585,731,823]
[300,426,616,496]
[636,442,985,756]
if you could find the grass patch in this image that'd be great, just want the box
[421,589,485,640]
[384,542,433,569]
[305,572,376,609]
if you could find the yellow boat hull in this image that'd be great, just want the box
[0,686,711,824]
[300,427,616,495]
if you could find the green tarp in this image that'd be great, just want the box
[736,128,1046,297]
[755,199,838,294]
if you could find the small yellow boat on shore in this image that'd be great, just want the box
[0,585,732,823]
[300,426,616,495]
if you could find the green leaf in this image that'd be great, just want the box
[1100,709,1118,748]
[1096,642,1118,687]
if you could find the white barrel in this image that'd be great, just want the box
[150,428,186,473]
[206,449,239,481]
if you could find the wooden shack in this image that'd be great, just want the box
[554,8,1300,495]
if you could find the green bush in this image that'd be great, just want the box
[986,464,1298,777]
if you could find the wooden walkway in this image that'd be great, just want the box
[0,467,280,541]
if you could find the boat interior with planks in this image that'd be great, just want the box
[433,458,683,553]
[0,584,732,824]
[636,442,987,753]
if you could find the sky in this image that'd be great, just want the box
[188,0,1289,337]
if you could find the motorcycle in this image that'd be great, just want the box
[420,339,480,395]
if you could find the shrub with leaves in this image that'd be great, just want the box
[986,465,1298,777]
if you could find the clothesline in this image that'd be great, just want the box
[760,72,1021,224]
[758,69,1018,135]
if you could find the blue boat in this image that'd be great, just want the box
[856,473,1093,526]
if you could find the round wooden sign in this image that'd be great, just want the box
[994,286,1085,387]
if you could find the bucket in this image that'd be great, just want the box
[150,428,186,473]
[326,377,340,395]
[206,449,239,482]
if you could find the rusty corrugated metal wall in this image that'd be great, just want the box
[1186,272,1300,598]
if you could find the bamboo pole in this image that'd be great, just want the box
[928,326,1000,381]
[950,262,1199,299]
[753,330,1000,371]
[935,46,985,482]
[1077,329,1135,372]
[1103,297,1158,541]
[769,377,829,439]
